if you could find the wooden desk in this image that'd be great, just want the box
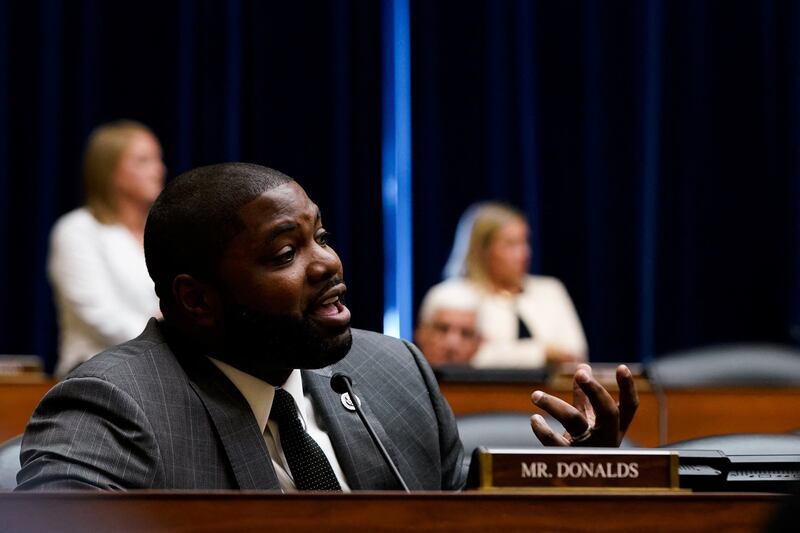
[658,387,800,443]
[0,491,785,532]
[0,380,54,442]
[439,381,800,447]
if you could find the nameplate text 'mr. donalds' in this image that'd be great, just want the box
[474,448,679,491]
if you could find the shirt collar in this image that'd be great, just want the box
[207,357,305,434]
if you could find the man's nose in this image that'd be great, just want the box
[444,329,463,347]
[307,244,341,282]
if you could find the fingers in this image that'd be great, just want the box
[533,364,638,448]
[616,364,639,434]
[531,390,588,438]
[530,414,570,446]
[572,364,593,424]
[574,366,620,444]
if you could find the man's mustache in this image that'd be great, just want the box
[305,276,346,316]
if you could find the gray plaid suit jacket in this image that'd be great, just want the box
[16,320,466,491]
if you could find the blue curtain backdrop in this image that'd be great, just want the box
[0,0,385,372]
[410,0,800,362]
[0,0,799,371]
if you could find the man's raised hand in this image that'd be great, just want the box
[529,364,639,447]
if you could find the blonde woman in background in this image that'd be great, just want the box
[436,202,587,368]
[48,120,165,377]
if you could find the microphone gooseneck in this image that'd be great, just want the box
[330,372,410,492]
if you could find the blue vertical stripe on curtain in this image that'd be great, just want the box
[381,0,413,340]
[381,0,399,337]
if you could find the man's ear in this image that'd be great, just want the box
[171,273,222,327]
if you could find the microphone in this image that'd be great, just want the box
[330,373,410,492]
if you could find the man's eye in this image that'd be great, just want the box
[316,230,331,246]
[273,247,295,265]
[460,329,477,340]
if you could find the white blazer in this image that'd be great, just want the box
[471,275,588,368]
[48,208,158,377]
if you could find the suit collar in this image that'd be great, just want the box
[158,326,280,491]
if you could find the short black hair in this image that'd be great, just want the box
[144,162,293,303]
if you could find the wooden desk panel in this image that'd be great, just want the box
[0,491,784,533]
[0,381,55,442]
[663,388,800,444]
[439,382,800,447]
[439,381,662,447]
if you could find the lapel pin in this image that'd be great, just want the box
[340,392,361,411]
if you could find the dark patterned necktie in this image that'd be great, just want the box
[270,388,342,491]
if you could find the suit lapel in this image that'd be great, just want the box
[303,366,407,490]
[180,356,280,490]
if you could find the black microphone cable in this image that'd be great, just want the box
[330,373,411,492]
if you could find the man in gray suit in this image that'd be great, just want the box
[17,163,637,491]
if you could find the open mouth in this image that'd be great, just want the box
[313,294,346,317]
[309,284,352,328]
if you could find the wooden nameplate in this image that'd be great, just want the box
[469,448,680,491]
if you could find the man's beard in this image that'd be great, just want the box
[220,300,352,380]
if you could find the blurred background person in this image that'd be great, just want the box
[414,279,483,366]
[441,202,587,369]
[48,120,166,378]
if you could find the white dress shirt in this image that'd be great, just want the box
[208,358,351,491]
[48,208,159,377]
